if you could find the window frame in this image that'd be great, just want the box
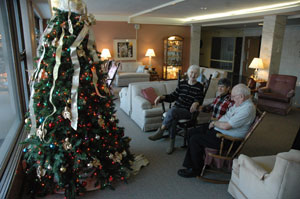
[0,0,29,197]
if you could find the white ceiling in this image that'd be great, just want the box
[34,0,300,27]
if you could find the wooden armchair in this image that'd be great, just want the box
[161,73,213,148]
[199,110,267,183]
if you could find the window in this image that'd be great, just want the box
[0,0,28,197]
[210,37,235,71]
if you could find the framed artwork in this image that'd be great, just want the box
[113,39,136,60]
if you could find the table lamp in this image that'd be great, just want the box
[101,48,111,60]
[145,49,155,69]
[249,58,264,80]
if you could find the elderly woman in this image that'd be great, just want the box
[148,65,204,154]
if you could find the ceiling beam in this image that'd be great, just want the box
[128,0,185,23]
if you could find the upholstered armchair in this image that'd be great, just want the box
[228,149,300,199]
[257,74,297,115]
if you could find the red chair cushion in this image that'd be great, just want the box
[141,87,158,105]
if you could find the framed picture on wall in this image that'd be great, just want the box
[113,39,136,60]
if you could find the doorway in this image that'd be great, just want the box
[242,36,261,78]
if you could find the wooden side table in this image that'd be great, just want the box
[149,71,160,81]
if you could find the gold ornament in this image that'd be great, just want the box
[122,150,127,157]
[37,165,46,179]
[110,117,115,122]
[62,106,72,120]
[60,167,67,173]
[67,98,72,104]
[109,152,123,164]
[63,138,72,150]
[36,125,47,141]
[98,116,104,126]
[77,45,85,57]
[25,118,30,124]
[92,158,101,167]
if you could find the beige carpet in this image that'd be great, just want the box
[30,97,300,199]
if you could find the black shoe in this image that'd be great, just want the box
[177,168,198,178]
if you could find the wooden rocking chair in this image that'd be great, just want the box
[199,109,267,184]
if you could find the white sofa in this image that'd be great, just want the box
[228,149,300,199]
[130,81,178,131]
[119,67,228,131]
[114,62,150,87]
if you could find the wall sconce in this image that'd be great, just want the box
[145,49,155,69]
[249,58,264,80]
[101,48,111,60]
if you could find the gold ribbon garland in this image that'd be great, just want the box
[70,24,89,130]
[28,15,55,136]
[67,0,74,35]
[87,29,99,63]
[40,28,65,140]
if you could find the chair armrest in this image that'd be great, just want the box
[258,87,270,94]
[238,154,268,180]
[216,132,244,142]
[132,95,152,110]
[119,87,128,98]
[286,89,295,98]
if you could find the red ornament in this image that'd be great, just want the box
[49,122,55,128]
[52,53,56,57]
[38,151,42,155]
[82,181,87,187]
[109,176,113,182]
[37,102,42,107]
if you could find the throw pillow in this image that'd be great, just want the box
[197,73,208,84]
[141,87,158,105]
[212,71,219,78]
[136,65,145,73]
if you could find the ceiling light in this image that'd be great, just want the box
[184,1,300,22]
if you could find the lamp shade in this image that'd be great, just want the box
[249,58,264,69]
[145,49,155,57]
[101,48,111,59]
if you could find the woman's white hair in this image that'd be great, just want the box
[234,83,251,97]
[187,65,200,77]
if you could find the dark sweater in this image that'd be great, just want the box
[164,80,204,110]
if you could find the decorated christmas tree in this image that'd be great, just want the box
[22,1,133,198]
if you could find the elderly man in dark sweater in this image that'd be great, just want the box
[148,65,204,154]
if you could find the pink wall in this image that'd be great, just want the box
[92,21,191,78]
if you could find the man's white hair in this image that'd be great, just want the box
[187,65,200,77]
[233,83,251,97]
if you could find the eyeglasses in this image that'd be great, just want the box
[231,94,240,99]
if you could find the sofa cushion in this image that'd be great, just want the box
[136,65,146,73]
[258,92,290,103]
[119,61,143,72]
[164,80,178,94]
[143,106,164,117]
[117,72,150,79]
[141,87,158,105]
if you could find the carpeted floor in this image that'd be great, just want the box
[33,95,300,199]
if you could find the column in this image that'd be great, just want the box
[259,15,286,80]
[189,24,201,66]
